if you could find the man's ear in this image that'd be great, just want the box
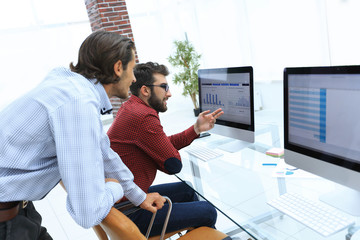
[114,60,123,77]
[140,85,150,97]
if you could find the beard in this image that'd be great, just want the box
[148,93,168,112]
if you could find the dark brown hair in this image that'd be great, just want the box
[70,31,135,84]
[130,62,169,96]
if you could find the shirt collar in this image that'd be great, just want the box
[89,79,113,115]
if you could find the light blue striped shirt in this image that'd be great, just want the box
[0,67,146,228]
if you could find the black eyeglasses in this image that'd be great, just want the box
[145,84,170,92]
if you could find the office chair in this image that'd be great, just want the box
[93,197,231,240]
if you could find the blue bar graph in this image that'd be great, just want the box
[289,89,326,143]
[203,93,224,106]
[319,89,326,142]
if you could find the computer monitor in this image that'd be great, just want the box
[284,65,360,215]
[198,66,254,152]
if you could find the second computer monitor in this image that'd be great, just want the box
[284,65,360,215]
[198,66,254,152]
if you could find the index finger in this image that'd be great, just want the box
[212,108,224,118]
[199,109,211,116]
[148,205,158,213]
[153,200,164,210]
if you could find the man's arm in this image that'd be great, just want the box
[169,108,224,149]
[105,179,165,212]
[137,114,184,174]
[101,133,147,206]
[51,97,125,228]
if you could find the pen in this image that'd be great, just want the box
[262,163,277,166]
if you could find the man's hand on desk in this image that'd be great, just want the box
[194,108,224,134]
[139,192,166,213]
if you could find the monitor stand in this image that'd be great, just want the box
[320,186,360,216]
[216,139,252,153]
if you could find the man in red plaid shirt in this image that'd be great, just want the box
[107,62,223,237]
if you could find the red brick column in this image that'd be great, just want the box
[84,0,137,118]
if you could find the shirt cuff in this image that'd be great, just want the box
[187,125,200,139]
[106,181,124,204]
[125,185,147,207]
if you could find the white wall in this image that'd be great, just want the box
[126,0,360,113]
[2,0,360,113]
[0,0,91,110]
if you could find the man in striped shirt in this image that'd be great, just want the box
[0,31,164,240]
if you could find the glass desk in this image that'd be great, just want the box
[175,129,360,240]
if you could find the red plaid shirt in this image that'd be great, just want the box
[107,95,198,194]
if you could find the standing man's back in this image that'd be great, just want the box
[0,67,104,203]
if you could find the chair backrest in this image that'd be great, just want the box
[95,197,231,240]
[94,197,172,240]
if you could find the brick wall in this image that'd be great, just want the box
[84,0,137,118]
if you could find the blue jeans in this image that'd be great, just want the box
[128,182,217,237]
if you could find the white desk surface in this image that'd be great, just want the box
[176,132,360,240]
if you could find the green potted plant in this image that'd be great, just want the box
[168,39,201,116]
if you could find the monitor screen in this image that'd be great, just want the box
[198,66,254,151]
[284,65,360,214]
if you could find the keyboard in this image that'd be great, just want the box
[267,192,355,237]
[185,145,223,162]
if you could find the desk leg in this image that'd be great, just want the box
[270,124,281,148]
[250,124,281,153]
[189,157,204,196]
[346,225,360,240]
[276,177,287,220]
[277,177,287,195]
